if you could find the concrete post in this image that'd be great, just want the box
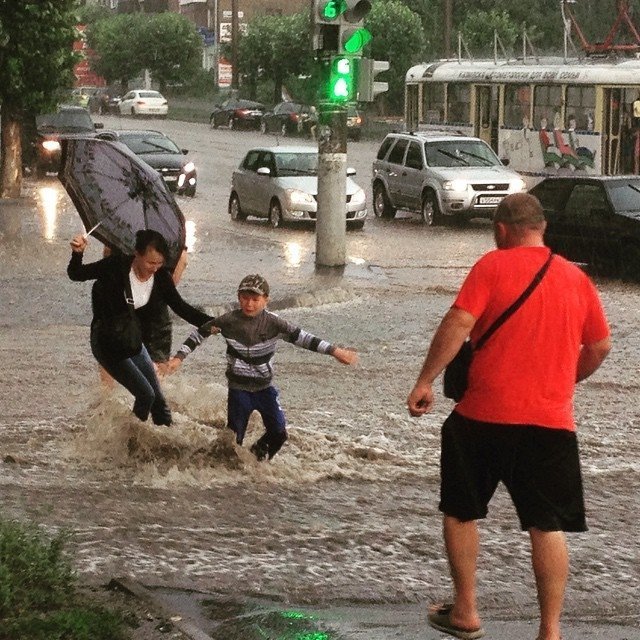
[316,104,347,267]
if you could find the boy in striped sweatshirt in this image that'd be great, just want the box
[167,274,358,460]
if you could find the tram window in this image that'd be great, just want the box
[446,83,470,124]
[566,86,595,131]
[423,83,444,123]
[533,86,562,130]
[504,84,531,128]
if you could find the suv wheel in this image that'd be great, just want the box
[373,183,396,219]
[421,191,441,226]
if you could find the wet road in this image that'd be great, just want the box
[1,116,639,636]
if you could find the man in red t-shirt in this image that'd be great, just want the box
[407,193,611,640]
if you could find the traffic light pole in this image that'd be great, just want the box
[316,102,347,268]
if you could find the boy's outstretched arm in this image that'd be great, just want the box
[165,320,220,376]
[332,346,358,366]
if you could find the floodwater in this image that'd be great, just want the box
[1,178,639,637]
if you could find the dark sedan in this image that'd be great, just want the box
[209,99,265,130]
[29,106,103,177]
[260,102,316,136]
[530,175,640,279]
[97,129,197,196]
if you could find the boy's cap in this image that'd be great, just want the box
[238,274,269,296]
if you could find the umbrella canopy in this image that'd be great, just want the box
[58,137,186,266]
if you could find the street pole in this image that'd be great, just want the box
[444,0,452,58]
[316,103,347,268]
[231,0,239,91]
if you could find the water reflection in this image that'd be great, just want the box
[37,186,61,240]
[285,242,304,267]
[185,220,196,252]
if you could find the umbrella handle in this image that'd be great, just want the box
[83,221,102,239]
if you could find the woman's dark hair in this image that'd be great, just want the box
[134,229,170,261]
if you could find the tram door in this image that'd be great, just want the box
[475,85,499,151]
[603,88,622,175]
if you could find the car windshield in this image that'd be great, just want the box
[275,152,317,176]
[120,134,180,154]
[607,180,640,211]
[425,140,500,167]
[36,111,94,132]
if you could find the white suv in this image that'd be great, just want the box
[372,132,526,225]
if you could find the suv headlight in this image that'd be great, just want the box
[510,178,527,192]
[443,179,469,192]
[182,161,196,175]
[42,140,61,152]
[286,189,315,207]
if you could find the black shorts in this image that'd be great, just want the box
[439,411,587,532]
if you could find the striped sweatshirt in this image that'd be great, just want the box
[175,308,336,392]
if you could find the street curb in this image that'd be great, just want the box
[110,577,213,640]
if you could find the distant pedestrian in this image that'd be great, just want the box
[68,230,212,427]
[167,274,358,460]
[406,193,611,640]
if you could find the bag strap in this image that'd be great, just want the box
[123,266,137,316]
[475,251,553,351]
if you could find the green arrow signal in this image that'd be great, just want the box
[343,27,372,53]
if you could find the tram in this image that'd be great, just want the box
[404,56,640,177]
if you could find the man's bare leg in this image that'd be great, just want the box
[441,515,482,631]
[530,528,568,640]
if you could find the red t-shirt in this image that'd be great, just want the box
[453,246,610,431]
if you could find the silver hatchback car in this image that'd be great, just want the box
[229,146,367,229]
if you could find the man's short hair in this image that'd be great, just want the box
[494,193,545,228]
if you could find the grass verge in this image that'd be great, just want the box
[0,518,130,640]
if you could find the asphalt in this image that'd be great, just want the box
[1,193,638,640]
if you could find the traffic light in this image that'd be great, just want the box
[313,0,372,54]
[327,55,357,103]
[357,58,390,102]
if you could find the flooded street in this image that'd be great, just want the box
[1,119,639,636]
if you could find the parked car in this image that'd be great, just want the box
[87,87,121,115]
[209,99,265,130]
[529,175,640,280]
[260,102,316,136]
[372,131,526,225]
[118,90,168,117]
[228,146,367,229]
[346,104,363,141]
[30,106,103,177]
[97,129,197,196]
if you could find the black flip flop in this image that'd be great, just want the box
[427,604,485,640]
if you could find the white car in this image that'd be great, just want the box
[118,90,168,117]
[229,146,367,230]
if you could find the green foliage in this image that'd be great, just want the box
[0,0,78,114]
[139,13,203,91]
[366,0,426,112]
[0,518,129,640]
[87,13,202,91]
[460,9,520,55]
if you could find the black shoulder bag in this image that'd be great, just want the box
[96,270,143,361]
[443,252,554,402]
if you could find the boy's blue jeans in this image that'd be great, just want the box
[227,386,287,458]
[91,332,171,425]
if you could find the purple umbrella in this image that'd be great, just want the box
[58,137,186,266]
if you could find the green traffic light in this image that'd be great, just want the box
[343,27,372,53]
[321,0,346,20]
[328,56,353,102]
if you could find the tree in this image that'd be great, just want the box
[0,1,78,197]
[238,12,312,105]
[86,14,147,91]
[459,9,519,56]
[366,0,426,114]
[139,13,202,93]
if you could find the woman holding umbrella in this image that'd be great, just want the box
[68,229,212,427]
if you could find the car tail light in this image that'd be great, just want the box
[355,116,362,125]
[236,109,249,117]
[136,100,146,105]
[290,113,299,122]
